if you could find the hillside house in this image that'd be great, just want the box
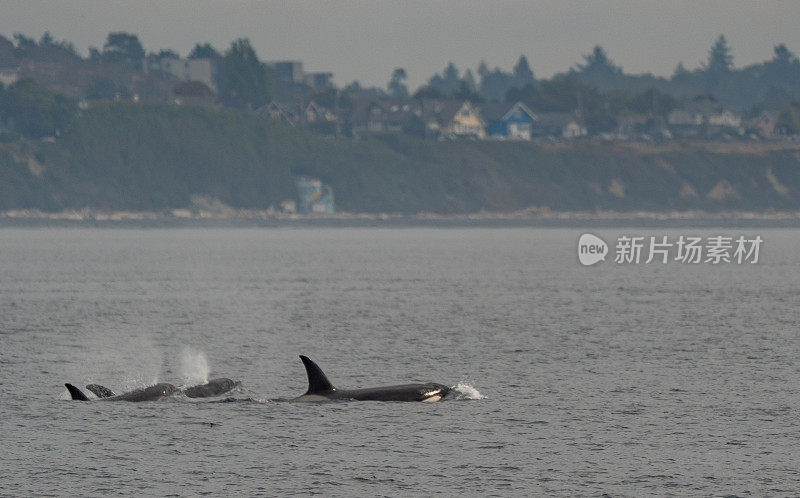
[428,100,486,139]
[257,100,335,126]
[748,110,779,138]
[534,113,587,139]
[303,72,333,90]
[266,61,304,85]
[259,101,297,124]
[0,66,19,86]
[265,61,334,90]
[350,99,421,136]
[668,95,742,137]
[170,81,216,107]
[482,101,536,140]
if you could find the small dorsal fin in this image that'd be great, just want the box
[65,383,90,401]
[86,384,116,398]
[299,355,336,394]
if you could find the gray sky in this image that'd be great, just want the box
[2,0,799,89]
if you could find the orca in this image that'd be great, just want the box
[182,378,239,398]
[79,378,239,400]
[65,382,177,402]
[86,384,115,398]
[291,355,450,402]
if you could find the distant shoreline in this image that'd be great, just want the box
[3,208,800,228]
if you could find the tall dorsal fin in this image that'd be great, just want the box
[299,355,336,394]
[65,383,90,401]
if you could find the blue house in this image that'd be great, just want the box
[482,102,536,140]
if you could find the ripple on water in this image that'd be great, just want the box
[1,228,798,496]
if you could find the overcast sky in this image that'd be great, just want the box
[2,1,799,89]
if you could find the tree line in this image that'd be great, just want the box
[3,31,800,138]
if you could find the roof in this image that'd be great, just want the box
[350,98,420,125]
[480,101,536,122]
[257,99,332,120]
[432,100,471,123]
[683,94,723,114]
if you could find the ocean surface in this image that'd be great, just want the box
[1,227,798,496]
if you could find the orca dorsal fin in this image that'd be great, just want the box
[65,383,90,401]
[299,355,336,394]
[86,384,116,398]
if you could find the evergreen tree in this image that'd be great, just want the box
[218,38,270,109]
[39,32,54,46]
[188,43,220,60]
[673,62,688,77]
[102,32,145,68]
[477,60,489,79]
[512,55,535,86]
[452,80,484,103]
[577,45,621,75]
[772,44,797,65]
[757,86,796,111]
[765,44,800,81]
[705,35,733,73]
[412,85,445,100]
[628,88,676,117]
[13,33,36,49]
[388,68,409,99]
[3,78,76,138]
[152,49,179,60]
[443,62,460,90]
[479,67,514,102]
[462,69,477,92]
[505,83,537,104]
[428,62,462,95]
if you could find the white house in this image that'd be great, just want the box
[534,113,587,139]
[563,120,588,139]
[707,110,742,128]
[0,66,19,87]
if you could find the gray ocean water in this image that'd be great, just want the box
[0,227,798,496]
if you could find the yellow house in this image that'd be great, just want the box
[427,100,486,139]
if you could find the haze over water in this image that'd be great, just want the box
[0,227,798,495]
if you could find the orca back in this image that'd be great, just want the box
[183,378,238,398]
[112,383,177,402]
[86,384,116,398]
[336,383,451,402]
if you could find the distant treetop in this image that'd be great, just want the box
[513,55,535,85]
[705,35,733,73]
[388,67,409,99]
[189,42,220,60]
[577,45,621,75]
[102,32,145,67]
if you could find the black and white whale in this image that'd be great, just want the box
[66,382,177,402]
[291,355,450,402]
[69,377,239,400]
